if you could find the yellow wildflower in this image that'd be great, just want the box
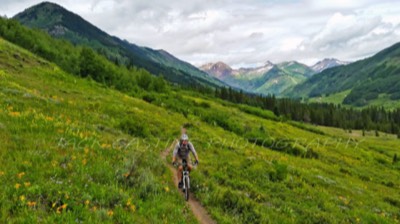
[101,143,111,149]
[56,204,67,213]
[15,183,21,189]
[164,186,170,192]
[20,195,26,201]
[0,171,4,176]
[84,147,89,154]
[17,172,25,179]
[84,200,90,206]
[82,158,87,165]
[52,202,57,208]
[27,201,36,207]
[9,111,21,117]
[45,116,54,121]
[130,205,136,212]
[24,182,31,187]
[126,199,131,206]
[92,206,97,211]
[123,172,130,178]
[107,210,114,216]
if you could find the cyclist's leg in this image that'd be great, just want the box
[187,157,192,172]
[177,157,184,183]
[178,165,183,181]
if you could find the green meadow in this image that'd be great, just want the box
[1,37,400,224]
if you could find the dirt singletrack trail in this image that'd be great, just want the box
[162,141,216,224]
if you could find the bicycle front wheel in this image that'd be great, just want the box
[184,177,190,201]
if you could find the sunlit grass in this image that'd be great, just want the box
[1,37,400,223]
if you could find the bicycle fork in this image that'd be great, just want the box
[182,171,190,190]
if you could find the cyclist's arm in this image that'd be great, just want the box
[188,142,199,161]
[172,143,179,163]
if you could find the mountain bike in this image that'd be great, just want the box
[174,159,196,201]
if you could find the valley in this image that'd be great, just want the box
[1,1,400,224]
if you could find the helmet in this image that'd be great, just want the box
[180,134,189,141]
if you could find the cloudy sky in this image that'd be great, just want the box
[1,0,400,68]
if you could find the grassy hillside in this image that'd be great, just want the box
[13,2,225,88]
[0,38,199,223]
[277,61,314,78]
[308,91,400,110]
[286,42,400,107]
[308,90,351,105]
[1,37,400,223]
[6,14,400,138]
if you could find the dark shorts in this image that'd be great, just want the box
[177,156,191,164]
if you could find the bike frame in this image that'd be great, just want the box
[182,159,190,192]
[174,159,196,201]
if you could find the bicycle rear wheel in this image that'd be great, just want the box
[184,177,189,201]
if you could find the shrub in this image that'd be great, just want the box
[211,189,261,223]
[202,111,244,134]
[118,118,150,138]
[384,197,400,208]
[239,105,277,121]
[304,148,319,159]
[288,121,325,135]
[390,92,400,100]
[137,169,160,200]
[142,93,156,103]
[195,101,211,108]
[269,160,288,182]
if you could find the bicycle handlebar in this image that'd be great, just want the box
[173,162,198,167]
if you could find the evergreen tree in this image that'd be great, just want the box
[273,106,280,117]
[375,129,379,137]
[79,47,99,78]
[136,69,152,90]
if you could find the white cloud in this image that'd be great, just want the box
[1,0,399,67]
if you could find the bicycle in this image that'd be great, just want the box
[173,159,196,201]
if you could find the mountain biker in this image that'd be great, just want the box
[172,134,199,188]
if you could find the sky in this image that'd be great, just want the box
[1,0,400,68]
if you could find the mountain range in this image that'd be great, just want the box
[199,59,345,95]
[9,1,400,108]
[285,42,400,107]
[311,58,349,73]
[13,2,225,88]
